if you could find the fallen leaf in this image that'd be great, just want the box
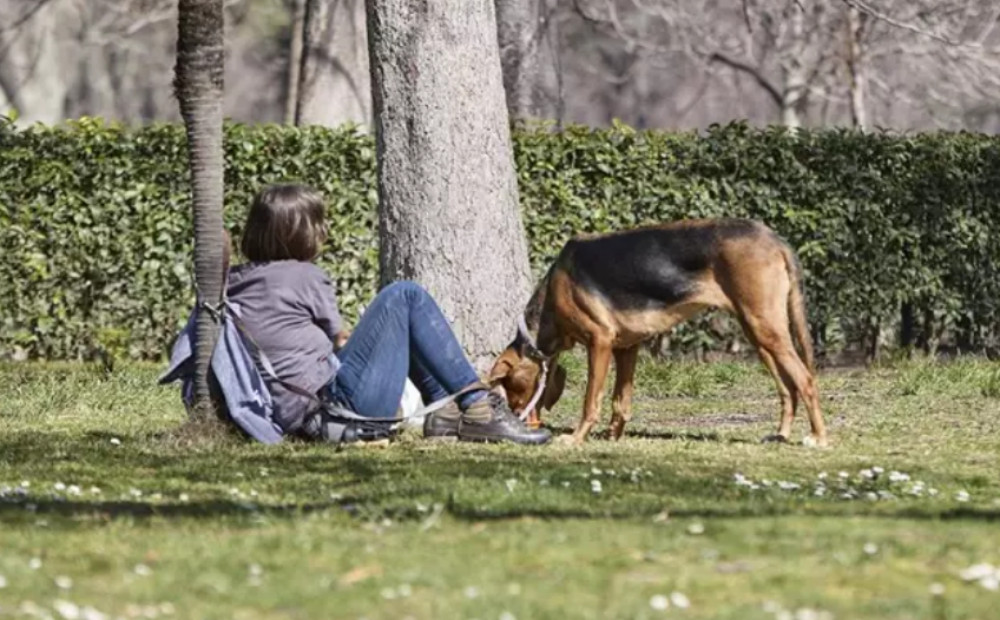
[338,564,383,587]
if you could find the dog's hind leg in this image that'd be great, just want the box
[723,249,827,447]
[742,312,827,447]
[569,335,613,444]
[735,314,796,442]
[757,346,797,442]
[769,344,825,447]
[609,345,640,440]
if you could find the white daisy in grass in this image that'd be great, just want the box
[670,592,691,609]
[53,599,80,619]
[960,563,1000,590]
[649,594,670,611]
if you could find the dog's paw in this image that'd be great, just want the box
[760,434,789,444]
[802,435,829,449]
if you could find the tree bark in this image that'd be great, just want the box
[285,0,307,124]
[0,0,71,124]
[495,0,540,120]
[846,4,868,130]
[296,0,371,127]
[174,0,226,416]
[780,2,806,128]
[366,0,533,369]
[900,300,915,351]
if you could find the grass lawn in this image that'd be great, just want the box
[1,356,1000,619]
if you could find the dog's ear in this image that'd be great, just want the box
[541,363,567,411]
[487,347,519,385]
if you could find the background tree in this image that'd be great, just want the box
[294,0,371,126]
[495,0,542,120]
[174,0,226,417]
[284,0,306,123]
[5,0,1000,133]
[366,0,533,369]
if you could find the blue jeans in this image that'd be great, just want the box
[329,281,485,418]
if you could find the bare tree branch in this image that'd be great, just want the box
[842,0,993,49]
[707,51,782,105]
[2,0,55,33]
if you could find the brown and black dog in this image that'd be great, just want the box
[487,218,828,447]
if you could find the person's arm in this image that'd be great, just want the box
[305,267,347,347]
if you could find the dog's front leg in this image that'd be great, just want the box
[569,337,613,444]
[609,345,640,440]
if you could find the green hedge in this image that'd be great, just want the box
[2,117,999,361]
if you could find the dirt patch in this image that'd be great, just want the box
[666,411,769,428]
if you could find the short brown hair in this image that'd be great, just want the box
[240,184,327,262]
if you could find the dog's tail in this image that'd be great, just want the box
[781,243,815,374]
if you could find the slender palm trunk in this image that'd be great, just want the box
[174,0,226,417]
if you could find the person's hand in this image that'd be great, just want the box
[334,330,351,351]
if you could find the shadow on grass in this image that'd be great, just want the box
[447,504,1000,523]
[3,430,998,527]
[4,496,1000,527]
[541,425,753,444]
[0,498,344,521]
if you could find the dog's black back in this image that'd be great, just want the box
[561,219,760,311]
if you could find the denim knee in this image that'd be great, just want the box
[382,280,427,302]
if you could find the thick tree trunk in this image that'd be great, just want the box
[296,0,371,127]
[367,0,533,369]
[174,0,226,417]
[495,0,540,120]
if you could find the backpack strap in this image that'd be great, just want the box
[225,300,327,406]
[409,382,488,419]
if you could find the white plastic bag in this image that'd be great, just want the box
[398,378,425,428]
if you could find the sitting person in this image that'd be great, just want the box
[226,183,550,445]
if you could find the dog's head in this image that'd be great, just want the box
[487,345,566,427]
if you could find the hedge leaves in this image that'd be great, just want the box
[2,117,998,360]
